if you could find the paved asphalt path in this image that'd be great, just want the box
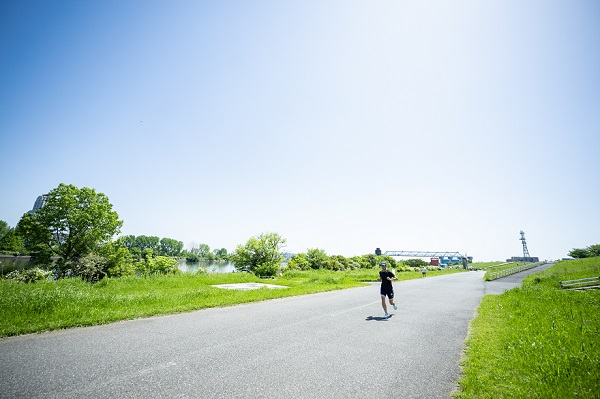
[0,265,552,399]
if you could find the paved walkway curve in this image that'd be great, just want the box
[0,266,551,399]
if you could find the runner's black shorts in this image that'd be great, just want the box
[380,287,394,299]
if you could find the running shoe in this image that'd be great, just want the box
[393,303,397,310]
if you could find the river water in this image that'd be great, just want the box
[176,260,237,273]
[0,256,237,274]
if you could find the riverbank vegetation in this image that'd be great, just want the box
[454,257,600,398]
[0,267,463,338]
[568,243,600,259]
[1,183,470,282]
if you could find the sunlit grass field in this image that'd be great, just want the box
[471,261,508,270]
[454,257,600,398]
[0,267,463,337]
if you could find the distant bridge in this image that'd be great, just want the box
[383,250,466,258]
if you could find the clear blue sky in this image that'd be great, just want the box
[1,1,599,261]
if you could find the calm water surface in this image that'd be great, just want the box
[177,260,236,273]
[0,256,237,274]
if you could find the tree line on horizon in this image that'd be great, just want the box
[0,221,226,264]
[568,244,600,259]
[0,184,413,281]
[0,184,235,281]
[2,183,597,283]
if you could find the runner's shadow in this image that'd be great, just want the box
[366,315,393,321]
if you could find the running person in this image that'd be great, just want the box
[378,261,398,318]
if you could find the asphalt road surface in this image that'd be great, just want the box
[0,266,551,399]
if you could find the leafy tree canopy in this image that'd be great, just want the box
[230,232,286,275]
[213,248,228,258]
[135,235,160,251]
[0,220,25,254]
[159,237,184,257]
[197,243,211,258]
[16,184,123,264]
[306,248,328,269]
[0,220,9,239]
[288,253,310,270]
[568,248,591,259]
[568,244,600,259]
[115,235,183,258]
[587,244,600,257]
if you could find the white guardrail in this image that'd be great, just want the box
[559,277,600,290]
[487,262,546,281]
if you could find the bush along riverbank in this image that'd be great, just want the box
[454,257,600,398]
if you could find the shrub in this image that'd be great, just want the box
[403,258,428,268]
[74,253,108,282]
[287,253,309,270]
[152,256,180,275]
[104,247,135,278]
[327,255,348,271]
[307,248,328,269]
[4,267,52,283]
[255,262,278,277]
[346,259,361,270]
[137,256,180,276]
[186,253,200,262]
[230,232,285,273]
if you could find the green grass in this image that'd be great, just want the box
[471,261,508,270]
[342,266,464,282]
[0,267,463,337]
[454,257,600,398]
[482,262,527,278]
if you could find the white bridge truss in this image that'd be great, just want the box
[383,251,465,258]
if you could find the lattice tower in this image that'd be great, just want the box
[520,230,530,258]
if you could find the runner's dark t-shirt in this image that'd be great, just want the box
[379,270,395,291]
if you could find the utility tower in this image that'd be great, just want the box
[520,230,530,258]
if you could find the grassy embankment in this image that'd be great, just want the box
[0,267,463,338]
[472,261,510,270]
[454,257,600,398]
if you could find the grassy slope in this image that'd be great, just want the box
[454,257,600,398]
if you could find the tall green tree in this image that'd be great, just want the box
[135,235,160,252]
[159,237,184,257]
[212,248,228,259]
[16,184,123,266]
[568,248,591,259]
[586,244,600,257]
[230,232,286,276]
[197,243,211,259]
[118,235,137,252]
[0,220,9,240]
[0,221,25,254]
